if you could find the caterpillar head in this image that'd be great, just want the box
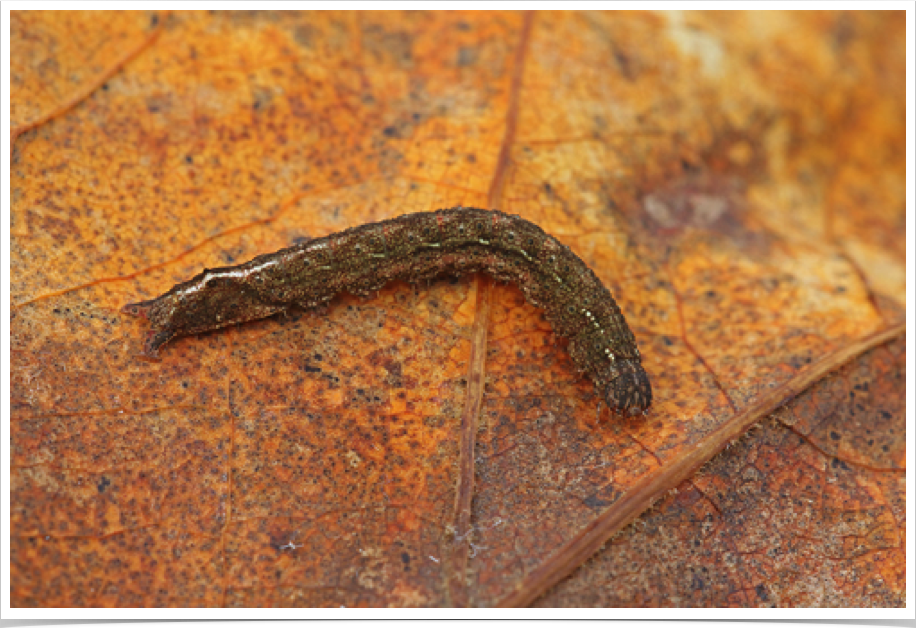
[604,359,653,416]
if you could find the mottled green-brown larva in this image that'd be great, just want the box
[123,207,652,415]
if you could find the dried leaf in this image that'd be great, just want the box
[10,10,904,608]
[536,336,906,607]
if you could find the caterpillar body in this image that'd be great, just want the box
[123,207,652,415]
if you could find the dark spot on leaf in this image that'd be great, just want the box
[456,46,478,66]
[831,457,851,471]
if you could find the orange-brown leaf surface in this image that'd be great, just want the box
[536,335,906,607]
[9,11,905,607]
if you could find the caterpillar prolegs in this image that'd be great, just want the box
[123,207,652,415]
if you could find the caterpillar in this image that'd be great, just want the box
[122,207,652,415]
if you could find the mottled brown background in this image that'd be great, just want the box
[10,11,905,607]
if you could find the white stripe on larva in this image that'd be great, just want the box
[179,241,332,297]
[178,258,281,297]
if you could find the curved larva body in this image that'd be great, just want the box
[123,207,652,414]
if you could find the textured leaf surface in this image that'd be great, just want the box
[536,335,906,607]
[10,11,905,607]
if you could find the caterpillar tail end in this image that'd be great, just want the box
[122,300,153,320]
[122,300,170,361]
